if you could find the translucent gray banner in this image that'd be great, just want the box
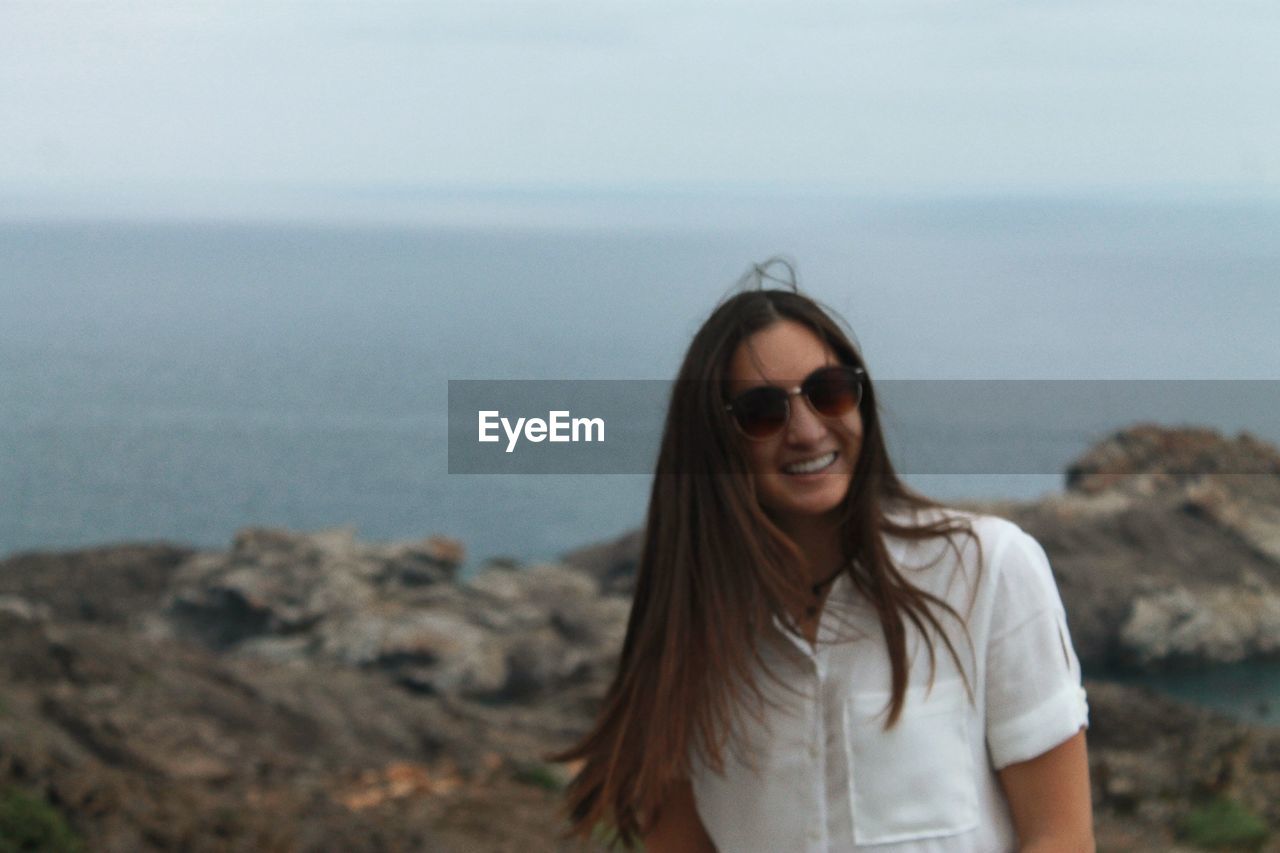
[447,380,1280,475]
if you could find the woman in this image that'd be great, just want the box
[548,261,1093,851]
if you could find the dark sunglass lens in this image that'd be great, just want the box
[733,388,788,438]
[805,368,861,416]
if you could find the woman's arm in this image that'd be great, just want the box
[996,727,1094,853]
[640,778,718,853]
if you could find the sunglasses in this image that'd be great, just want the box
[724,365,866,440]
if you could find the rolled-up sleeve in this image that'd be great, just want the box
[984,528,1090,770]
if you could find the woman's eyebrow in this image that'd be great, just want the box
[742,365,834,388]
[727,378,771,396]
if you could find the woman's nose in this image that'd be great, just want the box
[785,394,828,443]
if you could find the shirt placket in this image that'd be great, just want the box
[771,614,833,852]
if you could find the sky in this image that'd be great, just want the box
[1,0,1278,210]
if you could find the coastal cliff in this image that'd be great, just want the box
[2,424,1279,851]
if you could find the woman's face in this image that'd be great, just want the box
[726,319,863,526]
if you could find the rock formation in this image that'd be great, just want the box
[2,423,1279,850]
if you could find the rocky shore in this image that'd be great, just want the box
[2,424,1279,851]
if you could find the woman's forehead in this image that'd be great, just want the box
[727,320,838,388]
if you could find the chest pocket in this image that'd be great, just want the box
[843,678,979,845]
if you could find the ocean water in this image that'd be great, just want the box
[2,195,1279,572]
[1103,661,1280,727]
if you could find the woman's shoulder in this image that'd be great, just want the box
[881,502,1059,623]
[881,502,1040,588]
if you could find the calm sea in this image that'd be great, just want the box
[3,195,1280,564]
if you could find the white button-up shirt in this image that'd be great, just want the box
[688,508,1090,852]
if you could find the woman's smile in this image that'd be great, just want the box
[781,450,839,475]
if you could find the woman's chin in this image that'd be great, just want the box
[761,480,851,520]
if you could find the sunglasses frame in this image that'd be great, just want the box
[723,365,866,441]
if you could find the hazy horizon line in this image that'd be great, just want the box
[3,180,1278,229]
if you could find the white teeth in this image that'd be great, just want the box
[783,451,837,474]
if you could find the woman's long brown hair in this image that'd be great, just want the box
[546,270,983,848]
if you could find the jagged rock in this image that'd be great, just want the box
[1010,425,1280,669]
[1065,424,1280,496]
[1083,680,1280,843]
[466,563,630,699]
[319,608,508,697]
[0,594,49,622]
[153,529,628,703]
[0,613,486,851]
[0,543,192,625]
[1118,584,1280,666]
